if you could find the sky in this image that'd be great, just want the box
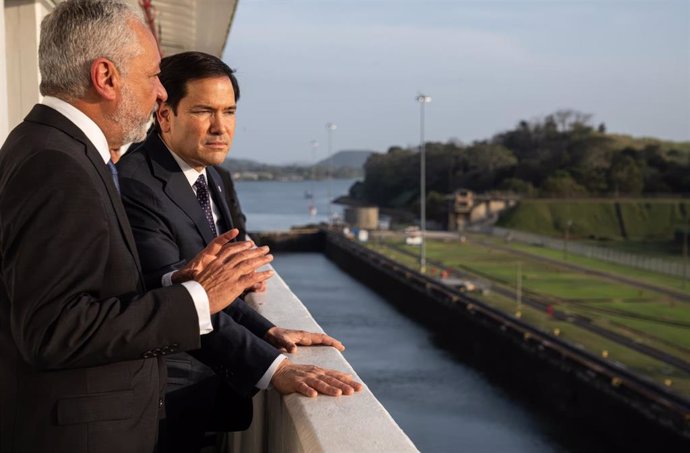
[223,0,690,165]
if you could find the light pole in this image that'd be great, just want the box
[308,140,319,216]
[683,213,688,289]
[326,122,337,224]
[416,94,431,273]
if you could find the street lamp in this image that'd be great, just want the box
[308,140,319,216]
[416,94,431,273]
[326,122,337,224]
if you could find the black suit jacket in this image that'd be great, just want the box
[214,166,248,241]
[117,133,279,402]
[0,105,201,453]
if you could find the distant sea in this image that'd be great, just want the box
[234,178,358,231]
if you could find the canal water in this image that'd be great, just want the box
[236,179,602,453]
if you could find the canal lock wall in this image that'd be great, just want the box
[252,229,690,452]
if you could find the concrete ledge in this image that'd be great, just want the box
[223,266,419,453]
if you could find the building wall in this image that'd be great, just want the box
[0,0,7,140]
[3,0,53,141]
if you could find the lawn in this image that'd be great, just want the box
[366,236,690,397]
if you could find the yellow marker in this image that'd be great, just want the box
[602,350,609,358]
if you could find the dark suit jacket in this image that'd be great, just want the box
[214,166,247,241]
[117,133,279,407]
[0,105,201,453]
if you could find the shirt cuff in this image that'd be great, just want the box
[181,281,213,335]
[256,354,288,390]
[162,271,175,287]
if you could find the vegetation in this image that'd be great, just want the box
[349,110,690,224]
[497,199,690,241]
[367,234,690,395]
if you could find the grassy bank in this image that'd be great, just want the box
[497,199,690,242]
[367,235,690,396]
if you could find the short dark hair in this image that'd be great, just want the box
[158,51,240,118]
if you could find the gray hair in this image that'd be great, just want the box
[39,0,144,99]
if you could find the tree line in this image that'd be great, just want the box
[349,110,690,221]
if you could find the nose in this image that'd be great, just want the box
[209,112,224,134]
[155,76,168,103]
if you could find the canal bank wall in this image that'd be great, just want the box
[252,229,690,452]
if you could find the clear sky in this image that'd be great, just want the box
[223,0,690,165]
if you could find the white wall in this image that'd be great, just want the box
[2,0,53,140]
[0,0,6,141]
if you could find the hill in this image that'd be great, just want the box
[316,150,377,169]
[497,199,690,241]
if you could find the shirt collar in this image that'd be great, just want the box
[159,135,208,189]
[41,96,111,164]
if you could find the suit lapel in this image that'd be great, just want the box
[25,105,143,271]
[207,166,234,233]
[146,135,217,245]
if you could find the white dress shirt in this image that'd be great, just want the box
[40,96,213,335]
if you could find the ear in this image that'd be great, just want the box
[157,102,173,133]
[90,57,119,101]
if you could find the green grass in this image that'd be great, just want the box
[365,237,690,396]
[497,199,690,242]
[478,234,689,293]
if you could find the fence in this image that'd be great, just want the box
[475,226,688,279]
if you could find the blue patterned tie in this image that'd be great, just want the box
[194,174,218,237]
[107,160,120,193]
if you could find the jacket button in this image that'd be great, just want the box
[159,399,164,408]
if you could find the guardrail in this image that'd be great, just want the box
[221,264,419,453]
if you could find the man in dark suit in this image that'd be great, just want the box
[118,51,362,453]
[0,2,274,452]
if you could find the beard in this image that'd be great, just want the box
[109,84,155,146]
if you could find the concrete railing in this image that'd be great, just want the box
[221,265,419,453]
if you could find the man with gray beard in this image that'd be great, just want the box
[0,1,273,452]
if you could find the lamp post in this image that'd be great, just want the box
[308,140,319,217]
[416,94,431,273]
[683,213,688,290]
[326,122,337,224]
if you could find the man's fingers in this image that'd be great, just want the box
[297,382,318,398]
[221,245,270,268]
[205,229,239,254]
[241,269,274,288]
[304,333,345,351]
[322,369,363,392]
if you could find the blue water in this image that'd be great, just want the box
[235,179,598,453]
[236,178,357,231]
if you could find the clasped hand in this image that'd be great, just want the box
[172,229,274,314]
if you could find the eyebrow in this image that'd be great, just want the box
[189,104,236,110]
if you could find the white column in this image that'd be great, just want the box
[4,0,48,136]
[0,0,8,141]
